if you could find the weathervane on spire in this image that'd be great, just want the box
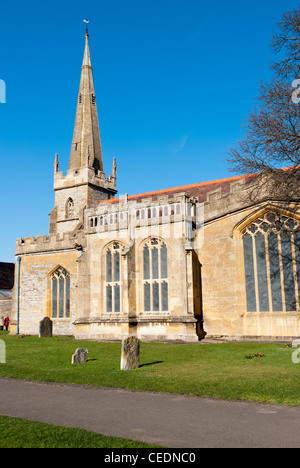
[83,19,90,36]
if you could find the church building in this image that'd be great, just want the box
[10,30,300,341]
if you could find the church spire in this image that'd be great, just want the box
[68,26,104,173]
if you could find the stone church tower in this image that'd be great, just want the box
[49,30,117,235]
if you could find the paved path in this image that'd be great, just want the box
[0,377,300,448]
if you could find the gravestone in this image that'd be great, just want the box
[71,348,88,364]
[121,336,140,371]
[39,317,53,338]
[0,340,5,364]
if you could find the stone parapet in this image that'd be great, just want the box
[85,192,193,234]
[54,166,117,193]
[204,178,248,223]
[203,176,300,224]
[16,231,86,255]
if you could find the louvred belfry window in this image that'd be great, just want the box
[242,212,300,313]
[51,267,71,318]
[66,198,75,219]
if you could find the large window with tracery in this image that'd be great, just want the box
[143,238,168,312]
[106,243,122,313]
[242,212,300,313]
[51,267,71,318]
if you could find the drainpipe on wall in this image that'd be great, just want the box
[16,257,21,335]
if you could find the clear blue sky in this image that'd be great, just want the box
[0,0,299,263]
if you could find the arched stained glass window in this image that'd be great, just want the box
[143,239,168,312]
[242,212,300,313]
[106,243,122,313]
[51,267,70,318]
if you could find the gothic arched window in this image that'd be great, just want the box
[51,267,70,318]
[242,212,300,313]
[106,243,122,313]
[143,238,168,312]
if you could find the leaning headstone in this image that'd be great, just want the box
[39,317,53,338]
[71,348,88,364]
[121,336,140,371]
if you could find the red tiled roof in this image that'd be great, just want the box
[101,173,249,205]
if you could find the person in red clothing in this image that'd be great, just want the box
[4,316,9,331]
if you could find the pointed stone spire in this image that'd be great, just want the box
[82,32,91,67]
[68,29,104,174]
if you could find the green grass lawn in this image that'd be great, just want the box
[0,415,161,448]
[0,333,300,405]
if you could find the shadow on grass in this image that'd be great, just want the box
[139,361,164,368]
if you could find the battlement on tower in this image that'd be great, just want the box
[54,165,117,192]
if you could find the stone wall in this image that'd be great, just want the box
[12,174,300,341]
[10,232,82,336]
[72,193,201,342]
[199,197,300,339]
[13,253,77,336]
[0,297,12,318]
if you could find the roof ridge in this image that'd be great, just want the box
[100,173,248,204]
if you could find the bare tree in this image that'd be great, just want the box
[228,7,300,202]
[271,8,300,80]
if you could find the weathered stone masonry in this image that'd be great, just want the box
[10,30,300,341]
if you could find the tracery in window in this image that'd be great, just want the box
[106,243,122,313]
[143,238,168,312]
[51,267,70,319]
[242,212,300,313]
